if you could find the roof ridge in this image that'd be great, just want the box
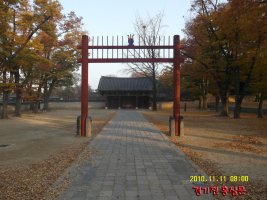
[101,76,150,79]
[98,76,153,91]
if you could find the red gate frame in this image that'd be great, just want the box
[78,35,181,137]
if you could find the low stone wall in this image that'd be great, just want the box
[1,101,106,114]
[157,101,199,110]
[49,101,106,109]
[157,101,173,110]
[0,103,33,113]
[88,102,105,109]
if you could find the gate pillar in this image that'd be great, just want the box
[173,35,181,136]
[81,35,89,136]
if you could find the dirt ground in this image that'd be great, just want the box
[142,101,267,200]
[0,102,115,199]
[1,101,266,199]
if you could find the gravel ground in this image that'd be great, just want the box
[0,102,115,200]
[142,102,267,200]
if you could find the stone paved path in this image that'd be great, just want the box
[57,111,211,200]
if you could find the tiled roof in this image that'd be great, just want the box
[98,76,153,91]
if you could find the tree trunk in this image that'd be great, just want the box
[217,80,230,116]
[255,94,259,102]
[43,81,49,111]
[43,97,49,111]
[1,92,9,119]
[43,79,56,111]
[221,99,229,116]
[215,95,220,113]
[152,64,157,111]
[220,93,229,116]
[201,77,208,110]
[198,96,203,110]
[234,69,241,119]
[14,69,22,117]
[32,82,43,113]
[33,101,39,113]
[30,102,34,111]
[203,95,208,110]
[257,92,264,118]
[234,98,242,119]
[1,71,9,119]
[33,102,38,113]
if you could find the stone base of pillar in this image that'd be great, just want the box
[85,116,92,137]
[169,116,184,142]
[76,116,92,137]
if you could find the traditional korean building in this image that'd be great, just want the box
[98,76,153,109]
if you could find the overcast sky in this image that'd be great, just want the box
[59,0,192,89]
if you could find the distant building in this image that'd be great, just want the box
[98,76,153,109]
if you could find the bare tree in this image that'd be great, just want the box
[126,11,166,111]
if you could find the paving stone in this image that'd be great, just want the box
[96,196,111,200]
[56,111,210,200]
[126,176,137,181]
[99,190,113,197]
[140,195,153,200]
[103,181,114,186]
[152,194,165,200]
[165,196,180,200]
[101,185,114,190]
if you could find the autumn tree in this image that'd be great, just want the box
[16,10,84,112]
[38,11,84,111]
[183,0,232,116]
[0,0,60,118]
[0,0,84,116]
[159,62,215,110]
[127,11,166,111]
[218,0,267,118]
[183,63,210,110]
[51,73,93,102]
[249,40,267,118]
[183,0,267,117]
[14,38,50,114]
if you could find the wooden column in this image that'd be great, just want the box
[173,35,181,136]
[81,35,89,136]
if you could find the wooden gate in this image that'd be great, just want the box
[78,35,182,137]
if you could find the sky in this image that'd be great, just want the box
[59,0,192,89]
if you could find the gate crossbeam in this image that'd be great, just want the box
[83,45,173,49]
[78,58,173,63]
